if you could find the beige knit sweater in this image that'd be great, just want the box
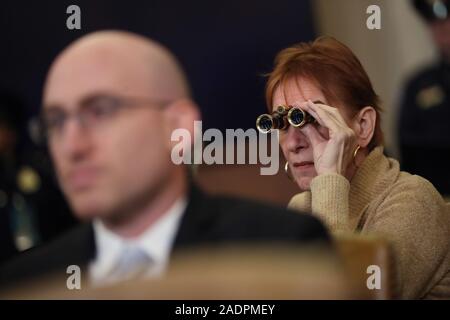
[288,146,450,299]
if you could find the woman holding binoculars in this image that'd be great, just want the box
[259,37,449,299]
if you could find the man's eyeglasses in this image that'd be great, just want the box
[39,93,173,141]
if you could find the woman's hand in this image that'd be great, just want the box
[301,100,358,176]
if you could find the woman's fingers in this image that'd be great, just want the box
[306,101,355,143]
[305,100,341,133]
[302,101,327,128]
[298,101,358,176]
[313,103,349,128]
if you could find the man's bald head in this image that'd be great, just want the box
[42,31,199,229]
[44,30,190,104]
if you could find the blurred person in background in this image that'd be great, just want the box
[0,92,75,264]
[264,36,450,299]
[398,0,450,197]
[0,31,329,290]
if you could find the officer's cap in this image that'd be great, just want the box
[413,0,450,22]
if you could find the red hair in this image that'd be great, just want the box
[265,36,383,150]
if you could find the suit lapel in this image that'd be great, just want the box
[171,184,215,250]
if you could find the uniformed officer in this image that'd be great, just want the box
[398,0,450,197]
[0,92,76,264]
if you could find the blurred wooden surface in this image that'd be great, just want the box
[2,245,362,300]
[335,234,396,300]
[1,239,396,300]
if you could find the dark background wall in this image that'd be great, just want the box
[0,0,315,132]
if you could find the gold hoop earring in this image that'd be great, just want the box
[285,161,294,181]
[353,145,361,167]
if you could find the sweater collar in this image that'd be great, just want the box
[348,146,401,230]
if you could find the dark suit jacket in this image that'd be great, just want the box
[0,185,329,288]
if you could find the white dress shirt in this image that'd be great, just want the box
[88,196,187,287]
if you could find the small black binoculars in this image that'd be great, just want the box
[256,105,315,134]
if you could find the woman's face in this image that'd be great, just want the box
[273,77,352,191]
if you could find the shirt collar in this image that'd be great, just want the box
[90,196,187,280]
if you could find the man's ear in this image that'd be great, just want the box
[354,106,376,148]
[163,98,201,148]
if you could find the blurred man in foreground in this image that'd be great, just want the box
[0,31,329,290]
